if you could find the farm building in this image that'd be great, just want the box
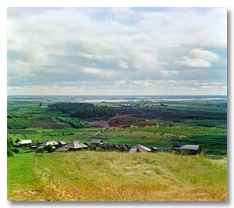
[17,139,32,147]
[91,139,103,146]
[171,144,201,155]
[57,141,89,152]
[129,144,152,153]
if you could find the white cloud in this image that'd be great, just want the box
[7,7,227,95]
[190,48,219,62]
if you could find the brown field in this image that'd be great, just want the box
[132,121,155,127]
[88,120,109,128]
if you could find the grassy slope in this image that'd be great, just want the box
[8,151,227,201]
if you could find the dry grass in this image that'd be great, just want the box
[8,151,227,201]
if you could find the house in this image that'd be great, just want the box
[129,144,152,153]
[91,139,103,146]
[171,144,201,155]
[18,139,32,147]
[57,141,89,152]
[178,145,201,155]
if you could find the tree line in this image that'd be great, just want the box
[48,102,116,120]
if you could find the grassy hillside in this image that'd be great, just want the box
[8,151,227,201]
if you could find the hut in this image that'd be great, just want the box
[57,141,89,152]
[129,144,152,153]
[91,139,103,147]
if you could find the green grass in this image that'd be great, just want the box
[7,151,227,201]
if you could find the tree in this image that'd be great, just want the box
[44,145,54,153]
[7,139,13,157]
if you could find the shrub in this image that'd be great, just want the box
[101,145,107,150]
[89,145,96,151]
[44,144,54,153]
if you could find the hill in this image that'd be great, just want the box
[7,151,227,201]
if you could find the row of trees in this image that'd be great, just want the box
[48,102,116,120]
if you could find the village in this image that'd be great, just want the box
[11,138,201,155]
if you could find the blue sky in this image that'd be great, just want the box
[7,7,227,95]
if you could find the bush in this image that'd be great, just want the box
[44,144,54,153]
[101,145,107,150]
[89,145,97,151]
[36,148,44,153]
[15,138,20,143]
[118,144,125,152]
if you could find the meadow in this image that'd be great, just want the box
[7,96,227,201]
[7,151,227,201]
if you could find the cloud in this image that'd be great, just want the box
[7,7,227,95]
[190,48,219,62]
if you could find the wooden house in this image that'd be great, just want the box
[91,139,103,146]
[171,144,201,155]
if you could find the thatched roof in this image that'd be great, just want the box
[129,144,152,153]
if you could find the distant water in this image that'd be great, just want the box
[7,95,227,103]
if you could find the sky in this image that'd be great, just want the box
[7,7,227,95]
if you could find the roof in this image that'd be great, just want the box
[91,139,103,144]
[59,141,67,145]
[179,145,200,151]
[63,141,89,149]
[46,141,59,146]
[19,140,32,144]
[129,144,152,153]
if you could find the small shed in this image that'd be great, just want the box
[129,144,152,153]
[91,139,103,146]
